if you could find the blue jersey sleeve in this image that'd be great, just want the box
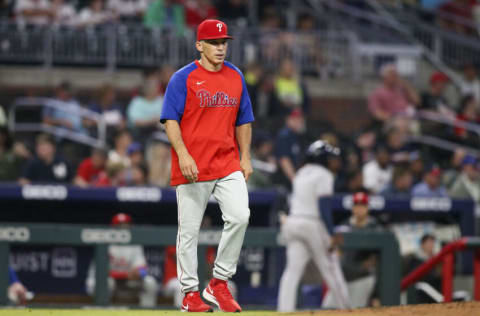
[160,62,197,124]
[9,267,19,285]
[160,72,186,123]
[224,62,255,126]
[236,75,255,126]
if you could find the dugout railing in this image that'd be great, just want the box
[402,237,480,302]
[0,223,401,307]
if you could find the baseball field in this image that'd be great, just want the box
[1,301,479,316]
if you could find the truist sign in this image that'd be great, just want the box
[196,89,238,108]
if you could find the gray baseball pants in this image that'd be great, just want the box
[277,216,351,312]
[176,171,250,293]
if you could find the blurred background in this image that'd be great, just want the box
[1,0,480,310]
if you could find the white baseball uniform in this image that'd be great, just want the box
[277,163,351,312]
[86,245,158,307]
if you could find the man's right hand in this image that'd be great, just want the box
[179,152,199,183]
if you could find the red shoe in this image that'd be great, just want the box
[203,278,242,312]
[181,291,213,313]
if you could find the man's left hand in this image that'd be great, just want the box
[240,158,253,182]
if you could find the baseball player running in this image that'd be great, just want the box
[277,140,351,312]
[160,19,254,313]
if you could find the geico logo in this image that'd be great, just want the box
[369,196,385,210]
[116,187,162,202]
[411,198,452,211]
[22,185,68,200]
[342,196,353,210]
[81,229,131,243]
[0,227,30,241]
[342,196,385,210]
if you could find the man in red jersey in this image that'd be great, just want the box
[160,19,254,312]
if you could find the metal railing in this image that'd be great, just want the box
[369,0,480,69]
[401,237,480,302]
[8,97,107,148]
[305,0,435,82]
[407,110,480,157]
[0,223,401,306]
[0,20,355,77]
[413,22,480,69]
[308,0,479,87]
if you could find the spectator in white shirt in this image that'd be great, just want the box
[106,0,148,21]
[460,63,480,109]
[77,0,113,27]
[362,144,393,194]
[108,129,132,168]
[14,0,51,25]
[51,0,76,25]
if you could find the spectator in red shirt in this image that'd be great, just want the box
[74,148,107,187]
[438,0,475,34]
[368,63,419,128]
[184,0,217,28]
[93,162,126,187]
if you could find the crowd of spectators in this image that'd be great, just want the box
[1,58,480,204]
[3,0,480,43]
[422,0,480,35]
[0,0,250,28]
[253,59,480,203]
[351,0,480,36]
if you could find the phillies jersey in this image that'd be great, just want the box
[160,60,254,186]
[109,245,147,272]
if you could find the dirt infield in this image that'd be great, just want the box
[301,301,480,316]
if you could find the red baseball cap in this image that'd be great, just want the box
[288,109,303,119]
[111,213,132,225]
[427,165,442,177]
[353,192,369,205]
[430,71,449,85]
[197,19,233,41]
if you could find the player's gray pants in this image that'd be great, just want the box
[176,171,250,293]
[277,217,351,312]
[322,275,376,308]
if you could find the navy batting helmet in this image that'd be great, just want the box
[305,140,341,166]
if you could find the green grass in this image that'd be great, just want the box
[0,310,282,316]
